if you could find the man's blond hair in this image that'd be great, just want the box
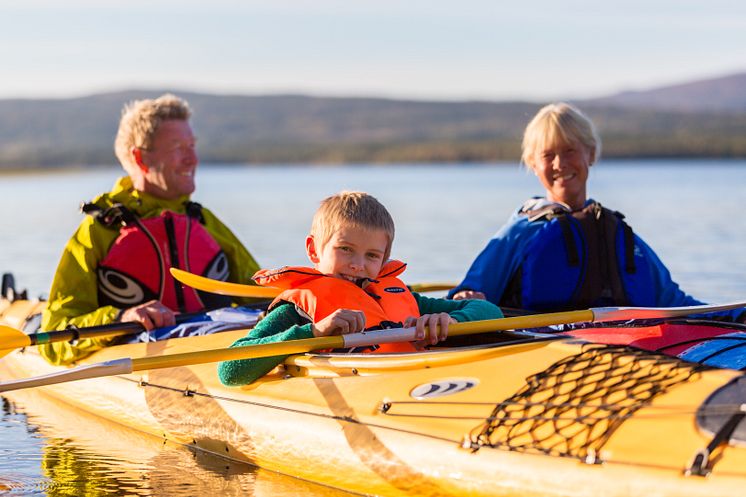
[311,191,395,260]
[114,93,192,170]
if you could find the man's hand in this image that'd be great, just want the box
[119,300,176,331]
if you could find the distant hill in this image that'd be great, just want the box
[0,93,538,167]
[584,72,746,112]
[1,71,746,168]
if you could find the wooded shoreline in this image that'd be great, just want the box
[2,84,745,168]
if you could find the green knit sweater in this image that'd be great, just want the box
[218,293,503,386]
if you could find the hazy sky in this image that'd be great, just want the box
[1,0,744,101]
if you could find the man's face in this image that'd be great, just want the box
[138,120,198,200]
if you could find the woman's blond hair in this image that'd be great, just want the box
[311,191,395,260]
[521,102,601,167]
[114,94,192,169]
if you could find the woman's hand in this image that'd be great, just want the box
[452,290,486,300]
[119,299,177,331]
[312,309,366,337]
[405,313,455,349]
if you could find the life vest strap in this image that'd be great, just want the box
[81,202,137,227]
[557,216,580,267]
[82,201,205,228]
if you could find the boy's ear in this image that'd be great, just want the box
[305,235,320,264]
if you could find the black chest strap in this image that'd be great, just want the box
[81,201,205,228]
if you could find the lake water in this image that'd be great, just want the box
[2,160,746,495]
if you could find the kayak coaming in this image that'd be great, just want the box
[2,300,746,496]
[282,338,555,377]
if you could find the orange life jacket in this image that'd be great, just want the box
[253,260,420,353]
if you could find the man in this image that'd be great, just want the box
[41,94,260,365]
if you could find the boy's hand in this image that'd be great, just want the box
[405,313,455,349]
[312,309,366,337]
[452,290,486,300]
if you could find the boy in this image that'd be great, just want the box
[218,191,503,386]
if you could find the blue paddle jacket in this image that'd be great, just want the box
[449,197,745,320]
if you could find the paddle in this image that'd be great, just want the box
[0,304,269,360]
[2,301,745,393]
[0,321,149,360]
[169,267,455,298]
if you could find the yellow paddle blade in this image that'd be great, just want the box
[0,324,32,359]
[170,268,281,298]
[171,267,455,297]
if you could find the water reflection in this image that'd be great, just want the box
[1,391,352,496]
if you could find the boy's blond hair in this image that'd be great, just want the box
[311,191,395,260]
[521,102,602,168]
[114,93,192,171]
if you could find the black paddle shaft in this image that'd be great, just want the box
[26,301,269,346]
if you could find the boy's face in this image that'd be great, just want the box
[306,225,389,282]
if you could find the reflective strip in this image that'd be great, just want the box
[343,327,417,348]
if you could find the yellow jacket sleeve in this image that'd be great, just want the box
[40,216,122,365]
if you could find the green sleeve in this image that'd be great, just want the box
[218,304,314,386]
[201,208,262,306]
[413,293,504,322]
[40,217,122,365]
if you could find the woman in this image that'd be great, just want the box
[450,102,742,316]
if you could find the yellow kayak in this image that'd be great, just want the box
[2,297,746,497]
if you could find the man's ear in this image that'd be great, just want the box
[132,147,149,173]
[305,235,320,264]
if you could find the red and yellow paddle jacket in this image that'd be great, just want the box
[253,260,419,353]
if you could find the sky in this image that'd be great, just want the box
[1,0,745,102]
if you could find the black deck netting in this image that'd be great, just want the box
[468,344,704,461]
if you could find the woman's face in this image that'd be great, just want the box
[529,140,593,210]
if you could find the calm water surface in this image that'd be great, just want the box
[1,160,746,494]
